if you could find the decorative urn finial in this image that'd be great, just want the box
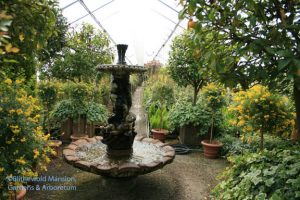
[117,44,128,64]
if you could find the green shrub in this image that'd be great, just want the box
[50,99,77,122]
[228,85,295,150]
[37,81,58,111]
[151,82,174,107]
[63,81,92,103]
[37,81,58,132]
[50,100,108,124]
[202,83,226,110]
[143,73,175,109]
[169,99,224,136]
[85,102,108,123]
[0,78,52,198]
[218,134,292,157]
[218,134,252,157]
[212,148,300,200]
[201,83,226,142]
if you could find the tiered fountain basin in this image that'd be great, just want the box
[96,64,147,73]
[63,135,175,178]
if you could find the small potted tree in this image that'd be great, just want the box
[169,98,212,145]
[168,31,214,145]
[201,83,226,158]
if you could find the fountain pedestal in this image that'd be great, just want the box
[63,44,175,178]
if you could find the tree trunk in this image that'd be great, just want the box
[293,82,300,141]
[193,87,198,106]
[210,114,214,143]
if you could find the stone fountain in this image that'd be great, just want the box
[63,44,175,178]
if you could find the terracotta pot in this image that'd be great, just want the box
[151,129,168,142]
[16,186,26,200]
[201,140,223,159]
[10,186,26,200]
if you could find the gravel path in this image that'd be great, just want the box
[26,87,228,200]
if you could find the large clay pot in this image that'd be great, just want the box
[201,140,223,159]
[9,186,26,200]
[151,129,168,142]
[16,186,26,200]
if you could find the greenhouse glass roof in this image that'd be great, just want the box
[59,0,188,65]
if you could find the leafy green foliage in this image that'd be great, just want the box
[168,30,212,105]
[38,82,58,111]
[202,83,226,111]
[64,82,91,104]
[180,0,300,138]
[50,99,76,122]
[149,104,170,130]
[37,81,59,132]
[180,0,300,91]
[218,134,292,157]
[151,83,174,107]
[0,0,62,81]
[42,23,114,82]
[50,82,108,124]
[38,9,68,63]
[0,11,16,61]
[169,99,224,136]
[228,85,295,149]
[85,102,108,123]
[0,77,52,198]
[143,72,175,109]
[212,149,300,200]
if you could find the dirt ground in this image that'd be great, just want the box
[26,151,227,200]
[26,87,228,200]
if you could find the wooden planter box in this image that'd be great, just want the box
[60,118,95,142]
[179,124,204,146]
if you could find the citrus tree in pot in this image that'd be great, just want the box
[168,30,217,145]
[148,82,174,142]
[201,83,226,158]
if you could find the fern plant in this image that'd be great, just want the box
[149,103,170,131]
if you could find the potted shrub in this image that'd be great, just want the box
[200,83,226,158]
[145,80,174,142]
[149,103,170,142]
[50,82,108,141]
[50,100,108,141]
[170,99,211,145]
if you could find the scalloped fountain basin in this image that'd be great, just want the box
[63,136,175,177]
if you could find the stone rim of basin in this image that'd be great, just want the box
[63,136,175,178]
[96,64,147,73]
